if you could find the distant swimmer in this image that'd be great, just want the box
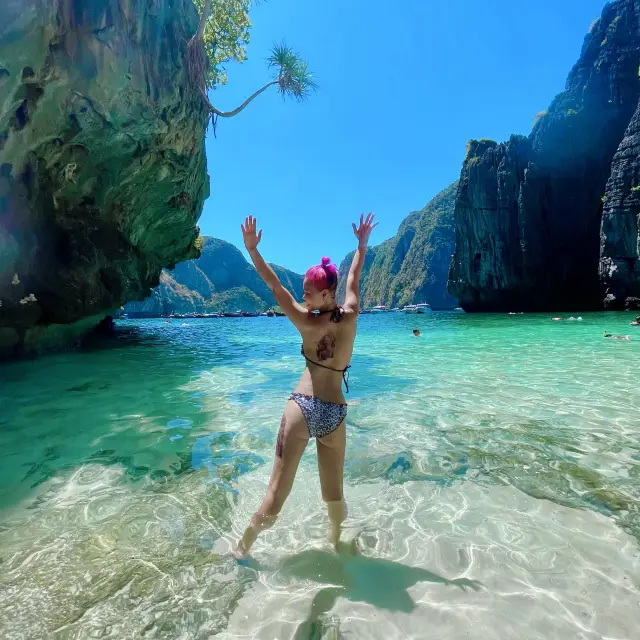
[603,331,631,340]
[631,315,640,326]
[552,317,563,321]
[413,329,421,337]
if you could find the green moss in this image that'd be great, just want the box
[631,185,640,193]
[567,108,578,116]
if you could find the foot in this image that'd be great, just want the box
[232,542,247,560]
[335,538,358,557]
[230,542,252,567]
[329,524,341,550]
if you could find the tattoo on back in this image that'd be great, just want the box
[276,414,286,457]
[316,334,336,361]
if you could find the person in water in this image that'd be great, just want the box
[603,331,631,340]
[234,213,378,558]
[413,329,421,337]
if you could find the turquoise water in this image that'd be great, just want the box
[1,313,639,639]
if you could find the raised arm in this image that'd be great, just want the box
[344,213,378,313]
[241,216,308,327]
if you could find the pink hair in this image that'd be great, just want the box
[305,256,338,292]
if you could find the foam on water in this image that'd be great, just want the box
[0,313,639,639]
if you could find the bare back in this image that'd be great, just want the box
[295,310,358,404]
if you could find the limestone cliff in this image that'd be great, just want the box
[337,183,458,309]
[0,0,209,357]
[124,271,208,317]
[599,98,640,309]
[124,237,304,316]
[449,0,640,311]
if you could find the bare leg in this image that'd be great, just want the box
[316,420,347,549]
[235,400,309,556]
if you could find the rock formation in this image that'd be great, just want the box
[449,0,640,311]
[337,183,458,309]
[124,237,303,316]
[599,99,640,308]
[0,0,209,357]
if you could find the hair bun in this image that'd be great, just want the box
[321,256,331,267]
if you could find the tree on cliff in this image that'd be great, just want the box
[193,0,251,88]
[188,0,316,120]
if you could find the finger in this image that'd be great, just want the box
[365,212,372,226]
[257,229,262,242]
[372,222,379,229]
[241,224,245,234]
[352,222,357,235]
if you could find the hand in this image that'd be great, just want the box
[352,213,378,248]
[241,215,262,251]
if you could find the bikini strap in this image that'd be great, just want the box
[301,345,351,393]
[314,306,345,323]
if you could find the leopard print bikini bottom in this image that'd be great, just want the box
[289,393,347,439]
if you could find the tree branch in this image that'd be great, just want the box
[196,0,212,40]
[211,80,279,117]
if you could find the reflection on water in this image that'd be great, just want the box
[0,313,639,638]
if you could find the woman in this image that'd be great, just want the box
[234,213,378,557]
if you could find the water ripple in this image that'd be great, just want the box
[0,313,638,638]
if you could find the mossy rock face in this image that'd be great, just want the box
[0,0,210,357]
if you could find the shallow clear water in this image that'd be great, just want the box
[0,312,639,639]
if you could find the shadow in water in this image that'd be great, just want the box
[266,541,483,639]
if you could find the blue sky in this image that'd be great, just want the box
[199,0,607,274]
